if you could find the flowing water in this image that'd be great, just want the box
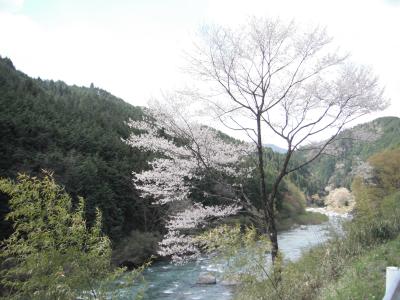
[117,214,344,300]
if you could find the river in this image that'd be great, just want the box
[116,212,344,300]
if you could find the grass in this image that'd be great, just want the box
[320,236,400,299]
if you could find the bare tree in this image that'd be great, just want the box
[189,17,388,262]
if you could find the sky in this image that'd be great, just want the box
[0,0,399,145]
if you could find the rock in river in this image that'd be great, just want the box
[196,272,216,284]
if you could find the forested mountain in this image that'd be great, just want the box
[294,116,400,196]
[0,56,158,242]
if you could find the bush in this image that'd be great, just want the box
[0,173,143,300]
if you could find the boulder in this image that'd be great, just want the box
[196,272,216,284]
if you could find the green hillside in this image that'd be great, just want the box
[0,56,157,242]
[294,116,400,195]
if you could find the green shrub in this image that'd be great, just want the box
[0,173,144,300]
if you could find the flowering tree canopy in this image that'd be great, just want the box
[125,95,254,263]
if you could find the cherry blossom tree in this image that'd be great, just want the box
[125,94,254,264]
[188,17,388,262]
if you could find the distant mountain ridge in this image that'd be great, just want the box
[264,143,287,153]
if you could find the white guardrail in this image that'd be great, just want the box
[383,267,400,300]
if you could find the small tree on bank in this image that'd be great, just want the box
[189,17,387,262]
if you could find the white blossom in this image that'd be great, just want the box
[165,203,241,231]
[124,95,254,263]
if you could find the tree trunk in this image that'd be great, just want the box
[268,149,293,263]
[256,115,279,263]
[266,195,279,263]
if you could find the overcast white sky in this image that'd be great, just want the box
[1,0,399,145]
